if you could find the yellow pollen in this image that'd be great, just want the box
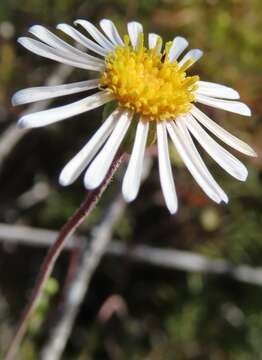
[100,34,199,121]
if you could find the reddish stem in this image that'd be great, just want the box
[5,153,124,360]
[62,236,83,297]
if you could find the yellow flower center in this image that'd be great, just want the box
[100,34,199,121]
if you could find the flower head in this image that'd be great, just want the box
[100,33,199,121]
[13,19,256,213]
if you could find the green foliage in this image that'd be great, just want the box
[0,0,262,359]
[28,278,59,336]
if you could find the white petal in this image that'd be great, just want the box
[122,119,149,202]
[148,33,162,53]
[191,106,257,157]
[100,19,124,46]
[184,114,248,181]
[12,79,99,106]
[18,91,112,128]
[179,49,203,68]
[18,37,104,71]
[195,94,251,116]
[157,122,178,214]
[29,25,103,65]
[166,121,223,204]
[74,20,115,51]
[59,108,120,186]
[168,36,188,62]
[57,24,108,57]
[127,21,143,49]
[196,81,240,100]
[84,110,132,189]
[176,118,228,203]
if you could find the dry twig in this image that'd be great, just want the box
[40,196,125,360]
[4,154,124,360]
[0,64,72,169]
[39,157,151,359]
[1,223,262,287]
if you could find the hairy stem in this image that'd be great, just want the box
[5,153,124,360]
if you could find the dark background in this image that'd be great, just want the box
[0,0,262,359]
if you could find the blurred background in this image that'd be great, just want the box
[0,0,262,359]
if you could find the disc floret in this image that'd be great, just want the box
[100,34,199,121]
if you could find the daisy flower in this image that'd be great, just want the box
[12,19,256,214]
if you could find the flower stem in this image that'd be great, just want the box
[5,153,124,360]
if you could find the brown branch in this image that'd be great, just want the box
[0,64,72,169]
[39,157,152,360]
[1,223,262,287]
[40,196,125,360]
[4,153,124,360]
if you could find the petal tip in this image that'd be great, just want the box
[11,93,19,106]
[84,175,99,190]
[168,205,178,215]
[233,90,240,100]
[128,21,140,26]
[122,193,135,203]
[176,36,188,45]
[222,195,229,204]
[194,49,203,60]
[122,188,137,203]
[239,171,248,182]
[250,149,258,157]
[17,37,25,45]
[56,24,64,30]
[17,115,42,129]
[242,104,252,117]
[17,117,28,128]
[28,24,40,33]
[58,172,71,187]
[100,19,109,26]
[74,20,84,26]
